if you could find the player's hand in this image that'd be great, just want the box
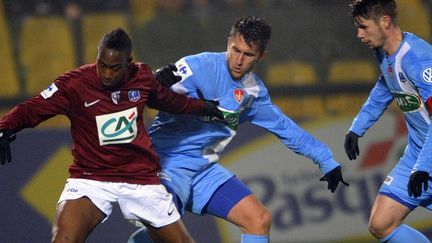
[155,63,182,87]
[344,131,360,160]
[319,166,350,193]
[195,89,225,121]
[408,171,429,198]
[202,100,224,120]
[0,130,16,165]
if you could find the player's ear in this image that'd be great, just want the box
[381,16,391,29]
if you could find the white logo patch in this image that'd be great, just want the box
[40,83,58,99]
[95,107,138,145]
[422,67,432,83]
[175,58,193,81]
[157,172,172,182]
[384,175,393,185]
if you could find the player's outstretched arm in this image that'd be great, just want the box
[319,166,350,193]
[0,130,16,165]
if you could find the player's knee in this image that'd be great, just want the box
[51,220,87,243]
[259,207,272,232]
[368,219,388,239]
[244,206,272,234]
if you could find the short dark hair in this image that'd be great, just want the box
[229,16,271,53]
[98,28,132,56]
[349,0,398,25]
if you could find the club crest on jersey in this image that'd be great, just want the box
[111,91,121,104]
[422,67,432,83]
[233,88,245,103]
[128,90,140,102]
[387,65,393,79]
[398,72,407,82]
[95,107,138,145]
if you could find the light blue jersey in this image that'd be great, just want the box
[149,52,340,214]
[349,32,432,207]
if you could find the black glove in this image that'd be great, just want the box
[195,89,224,121]
[408,171,429,198]
[319,166,350,193]
[0,130,16,165]
[155,63,182,87]
[202,99,224,120]
[344,131,360,160]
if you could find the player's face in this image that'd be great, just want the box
[354,16,386,50]
[226,33,265,80]
[97,47,131,89]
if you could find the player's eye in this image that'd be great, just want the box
[112,66,122,72]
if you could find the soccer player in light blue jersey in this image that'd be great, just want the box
[129,16,349,243]
[344,0,432,242]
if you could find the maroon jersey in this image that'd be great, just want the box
[0,63,206,184]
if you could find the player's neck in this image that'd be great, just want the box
[383,27,403,56]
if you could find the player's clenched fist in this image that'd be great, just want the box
[155,63,182,87]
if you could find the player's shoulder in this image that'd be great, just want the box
[56,64,96,84]
[177,52,224,78]
[404,32,430,46]
[193,51,224,59]
[184,52,224,65]
[129,62,155,85]
[401,33,432,71]
[404,33,432,58]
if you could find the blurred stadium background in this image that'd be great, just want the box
[0,0,431,242]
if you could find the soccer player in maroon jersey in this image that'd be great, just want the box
[0,28,222,243]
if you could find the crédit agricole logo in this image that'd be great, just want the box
[95,107,138,145]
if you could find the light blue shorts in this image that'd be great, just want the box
[379,159,432,211]
[160,162,235,215]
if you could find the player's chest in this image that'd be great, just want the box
[381,61,423,113]
[380,59,410,92]
[73,87,148,118]
[214,84,253,111]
